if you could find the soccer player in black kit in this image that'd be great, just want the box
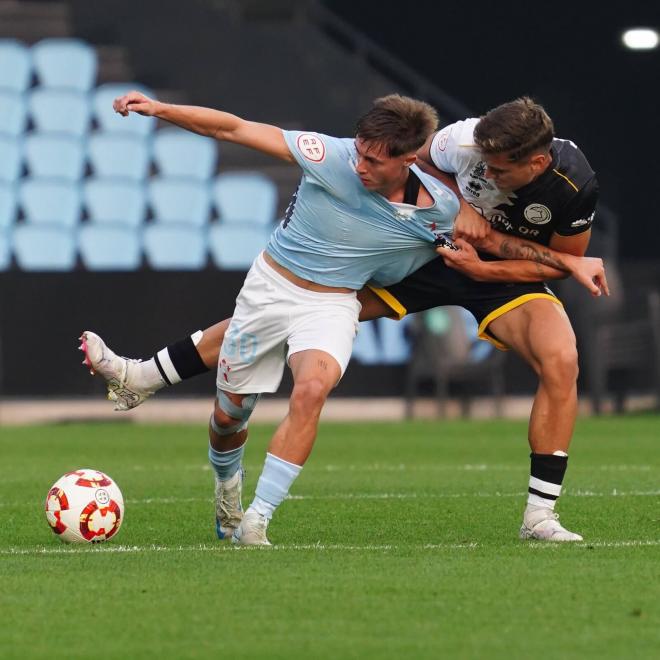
[82,97,606,542]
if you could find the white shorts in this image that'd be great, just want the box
[217,253,361,394]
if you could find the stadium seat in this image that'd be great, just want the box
[92,83,157,136]
[143,224,207,270]
[148,178,211,226]
[378,316,413,364]
[28,89,91,138]
[208,223,271,269]
[12,224,76,271]
[351,321,381,365]
[19,179,82,228]
[0,182,17,230]
[78,223,142,270]
[153,127,217,179]
[24,133,86,181]
[213,172,277,225]
[84,178,146,228]
[0,136,22,183]
[0,40,32,92]
[88,133,150,180]
[0,90,28,137]
[31,38,97,91]
[0,230,10,270]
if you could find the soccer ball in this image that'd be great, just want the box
[45,469,124,544]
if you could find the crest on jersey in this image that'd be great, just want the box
[524,203,552,225]
[297,133,326,162]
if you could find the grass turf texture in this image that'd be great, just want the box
[1,416,659,659]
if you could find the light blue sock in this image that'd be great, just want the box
[250,452,302,519]
[208,443,245,481]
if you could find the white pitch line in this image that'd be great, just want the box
[1,489,658,509]
[2,539,659,556]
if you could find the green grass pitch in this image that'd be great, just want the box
[1,415,659,659]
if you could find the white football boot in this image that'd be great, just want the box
[520,506,583,542]
[232,508,272,546]
[215,468,244,540]
[79,331,158,411]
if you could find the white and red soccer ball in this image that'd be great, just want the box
[45,469,124,543]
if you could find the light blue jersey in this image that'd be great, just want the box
[265,131,459,289]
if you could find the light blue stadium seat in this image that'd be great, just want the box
[148,178,211,227]
[143,224,207,270]
[12,224,76,271]
[0,135,22,183]
[0,90,28,137]
[0,182,17,230]
[0,40,32,92]
[84,178,146,227]
[153,127,217,179]
[213,172,277,226]
[92,83,156,136]
[24,133,85,181]
[351,320,381,365]
[0,230,10,269]
[88,133,150,180]
[19,179,82,228]
[378,316,413,364]
[28,89,91,138]
[208,223,271,269]
[31,38,97,91]
[79,223,142,270]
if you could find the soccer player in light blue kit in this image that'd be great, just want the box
[111,91,457,544]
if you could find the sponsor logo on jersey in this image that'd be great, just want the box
[523,203,552,225]
[570,211,595,228]
[297,133,326,162]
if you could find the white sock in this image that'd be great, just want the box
[126,358,167,392]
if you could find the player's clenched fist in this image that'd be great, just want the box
[113,90,158,117]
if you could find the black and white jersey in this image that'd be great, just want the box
[429,118,599,246]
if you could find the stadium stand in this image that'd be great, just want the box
[78,223,142,270]
[148,178,212,227]
[28,88,91,137]
[143,224,207,270]
[31,38,96,91]
[0,89,28,137]
[84,178,146,227]
[208,223,271,269]
[213,172,277,225]
[0,182,17,231]
[0,39,31,91]
[0,135,23,183]
[12,224,76,271]
[24,133,85,181]
[0,229,9,270]
[152,127,218,179]
[88,133,150,180]
[19,178,81,227]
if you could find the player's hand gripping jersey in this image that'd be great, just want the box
[429,118,599,245]
[266,131,459,289]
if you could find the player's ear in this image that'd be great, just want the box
[403,153,417,168]
[529,152,549,174]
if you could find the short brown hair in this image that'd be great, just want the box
[355,94,439,157]
[474,97,554,162]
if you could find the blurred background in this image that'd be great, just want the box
[0,0,658,420]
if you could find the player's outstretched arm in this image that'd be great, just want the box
[469,231,608,296]
[113,90,295,163]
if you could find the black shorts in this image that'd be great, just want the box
[369,257,561,349]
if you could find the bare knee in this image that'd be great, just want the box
[539,345,579,389]
[290,379,328,415]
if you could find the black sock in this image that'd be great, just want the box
[154,332,210,386]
